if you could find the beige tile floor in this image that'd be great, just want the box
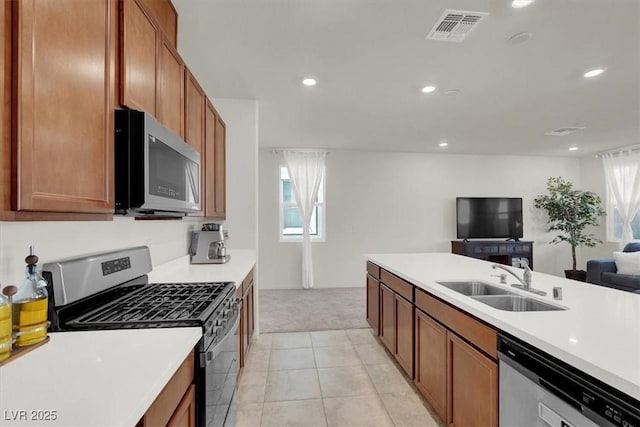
[236,328,442,427]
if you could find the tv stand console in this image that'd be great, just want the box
[451,240,533,269]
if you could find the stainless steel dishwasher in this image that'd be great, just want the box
[498,334,640,427]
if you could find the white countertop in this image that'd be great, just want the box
[366,252,640,401]
[0,328,202,427]
[148,249,256,288]
[0,249,257,427]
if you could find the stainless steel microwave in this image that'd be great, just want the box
[115,109,201,216]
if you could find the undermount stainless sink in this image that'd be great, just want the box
[436,280,514,296]
[436,281,567,312]
[471,295,566,312]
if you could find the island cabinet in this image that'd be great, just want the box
[9,0,115,216]
[414,288,498,427]
[140,350,196,427]
[379,269,414,378]
[366,262,380,333]
[237,268,255,369]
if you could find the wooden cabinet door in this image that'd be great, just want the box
[395,295,414,378]
[447,333,498,427]
[415,310,447,421]
[366,275,379,333]
[167,384,196,427]
[13,0,114,213]
[379,284,395,353]
[204,101,217,216]
[1,0,10,212]
[140,0,177,46]
[121,0,158,115]
[184,68,205,214]
[158,36,184,137]
[236,286,244,369]
[184,69,205,152]
[213,114,226,218]
[247,282,254,341]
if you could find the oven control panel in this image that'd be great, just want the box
[101,256,132,276]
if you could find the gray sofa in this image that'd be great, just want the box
[586,242,640,293]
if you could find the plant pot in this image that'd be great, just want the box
[564,269,587,282]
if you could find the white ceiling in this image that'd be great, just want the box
[173,0,639,157]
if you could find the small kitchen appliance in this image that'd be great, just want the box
[115,109,201,217]
[43,246,239,427]
[190,223,231,264]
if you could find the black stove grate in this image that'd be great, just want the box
[65,282,233,328]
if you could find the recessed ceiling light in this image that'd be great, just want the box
[445,89,461,96]
[508,32,533,45]
[512,0,535,8]
[568,146,579,151]
[421,85,437,94]
[302,78,317,86]
[439,141,448,147]
[583,68,606,79]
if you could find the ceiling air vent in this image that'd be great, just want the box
[544,126,586,136]
[426,10,489,43]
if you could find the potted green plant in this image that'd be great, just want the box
[534,177,606,281]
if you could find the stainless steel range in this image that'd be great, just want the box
[43,246,239,427]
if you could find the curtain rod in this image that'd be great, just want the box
[594,143,640,159]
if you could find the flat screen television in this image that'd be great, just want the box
[456,197,523,240]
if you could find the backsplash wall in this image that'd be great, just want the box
[0,216,203,286]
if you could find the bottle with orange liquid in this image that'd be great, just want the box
[0,290,11,361]
[12,246,49,347]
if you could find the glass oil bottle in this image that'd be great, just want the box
[12,246,49,347]
[0,288,11,361]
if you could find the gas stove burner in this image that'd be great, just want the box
[65,282,234,328]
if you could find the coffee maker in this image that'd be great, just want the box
[190,223,231,264]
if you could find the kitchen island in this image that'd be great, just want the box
[367,252,640,399]
[0,249,256,427]
[366,252,639,425]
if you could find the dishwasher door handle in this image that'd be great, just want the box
[539,402,574,427]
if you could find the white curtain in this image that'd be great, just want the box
[601,151,640,246]
[283,150,327,289]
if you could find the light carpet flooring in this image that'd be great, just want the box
[259,288,369,333]
[231,328,443,427]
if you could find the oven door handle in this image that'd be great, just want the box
[200,311,241,367]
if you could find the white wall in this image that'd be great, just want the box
[259,149,585,289]
[0,217,201,285]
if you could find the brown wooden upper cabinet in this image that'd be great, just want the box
[204,101,226,219]
[184,68,205,215]
[120,0,158,116]
[214,114,226,219]
[10,0,115,214]
[139,0,177,47]
[1,1,11,214]
[184,68,205,154]
[158,36,184,138]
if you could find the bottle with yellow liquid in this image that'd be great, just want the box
[0,290,11,361]
[12,246,49,347]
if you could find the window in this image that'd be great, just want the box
[606,194,640,241]
[279,166,325,241]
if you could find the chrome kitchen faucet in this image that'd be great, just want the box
[492,264,547,296]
